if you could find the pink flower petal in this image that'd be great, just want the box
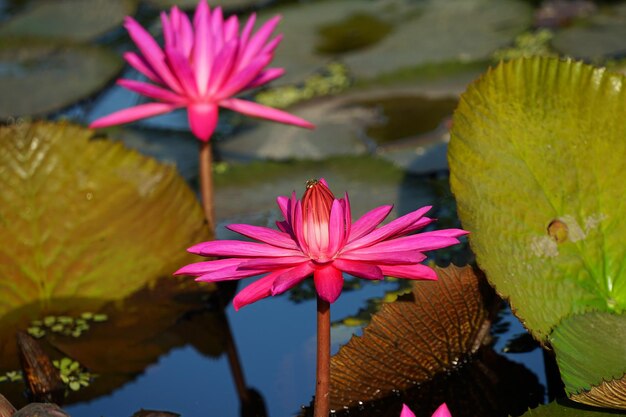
[124,17,183,94]
[219,98,315,129]
[238,15,281,69]
[271,262,314,295]
[196,266,262,281]
[187,102,218,141]
[345,206,432,250]
[348,205,393,243]
[188,240,302,258]
[123,52,162,85]
[192,0,212,95]
[226,224,298,249]
[342,193,352,241]
[238,256,308,270]
[210,7,224,48]
[338,250,426,264]
[224,14,239,42]
[247,67,285,89]
[172,6,194,57]
[348,234,461,254]
[161,12,174,50]
[238,13,256,51]
[432,403,452,417]
[314,265,344,303]
[332,259,383,280]
[208,39,240,95]
[260,34,283,55]
[327,199,346,256]
[217,54,272,100]
[379,264,438,280]
[400,404,416,417]
[233,272,278,310]
[165,46,198,98]
[174,258,244,276]
[90,102,180,129]
[117,79,186,104]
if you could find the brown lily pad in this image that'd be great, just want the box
[330,265,496,409]
[300,266,543,416]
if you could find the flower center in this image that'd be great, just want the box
[301,179,335,259]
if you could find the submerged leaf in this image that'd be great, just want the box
[0,121,209,315]
[550,312,626,409]
[448,57,626,409]
[0,40,123,118]
[0,0,136,42]
[330,266,495,408]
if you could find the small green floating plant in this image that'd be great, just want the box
[28,313,108,339]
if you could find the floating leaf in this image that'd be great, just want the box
[325,266,542,417]
[330,266,496,408]
[550,312,626,409]
[0,121,209,315]
[0,0,137,42]
[448,57,626,340]
[0,40,123,117]
[518,399,625,417]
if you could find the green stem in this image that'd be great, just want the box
[314,296,331,417]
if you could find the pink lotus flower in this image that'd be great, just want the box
[401,403,451,417]
[90,0,313,141]
[175,179,468,310]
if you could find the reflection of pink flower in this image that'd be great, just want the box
[90,0,313,141]
[176,179,467,310]
[401,403,452,417]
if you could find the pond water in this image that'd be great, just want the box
[2,0,617,415]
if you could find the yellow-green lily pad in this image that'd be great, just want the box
[0,40,123,118]
[0,0,137,42]
[0,120,209,317]
[448,57,626,340]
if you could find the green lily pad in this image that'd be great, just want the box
[0,0,137,42]
[448,57,626,340]
[0,40,123,118]
[551,4,626,62]
[550,312,626,409]
[0,120,209,317]
[518,399,625,417]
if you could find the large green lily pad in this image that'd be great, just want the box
[550,312,626,409]
[448,57,626,340]
[0,0,137,42]
[0,40,123,118]
[0,121,209,317]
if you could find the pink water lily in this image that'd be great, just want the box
[401,403,451,417]
[90,0,313,141]
[175,179,467,310]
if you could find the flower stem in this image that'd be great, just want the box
[199,142,251,404]
[198,141,216,233]
[314,296,331,417]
